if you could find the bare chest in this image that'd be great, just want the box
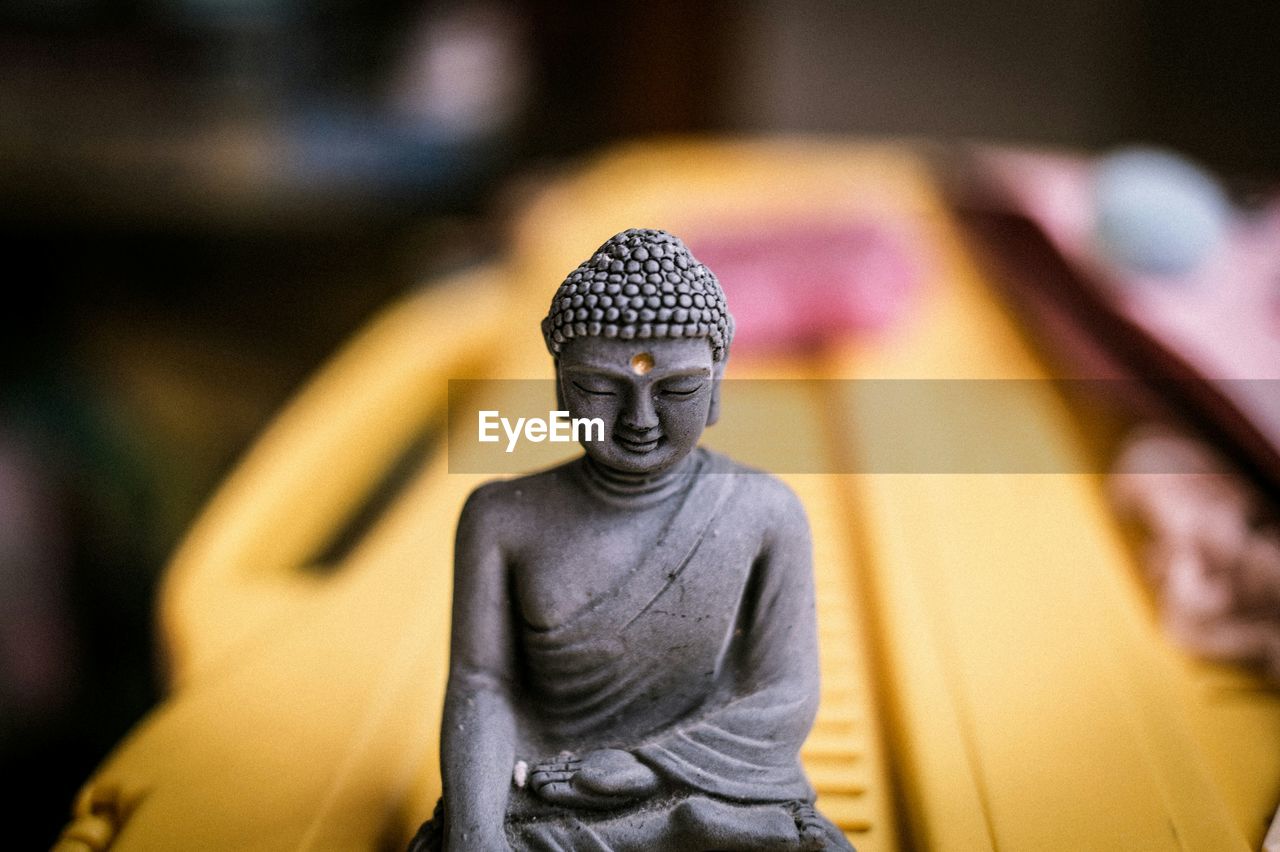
[513,507,676,631]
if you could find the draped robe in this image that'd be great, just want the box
[497,450,851,851]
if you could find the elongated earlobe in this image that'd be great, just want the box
[554,362,566,411]
[707,357,726,427]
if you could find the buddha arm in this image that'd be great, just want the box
[441,488,516,849]
[633,490,821,802]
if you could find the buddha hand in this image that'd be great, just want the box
[529,748,661,810]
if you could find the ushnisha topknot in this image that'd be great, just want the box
[541,228,734,362]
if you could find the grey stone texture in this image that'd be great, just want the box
[413,230,852,851]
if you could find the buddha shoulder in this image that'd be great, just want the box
[713,455,811,548]
[456,468,573,544]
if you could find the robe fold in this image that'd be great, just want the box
[495,450,850,850]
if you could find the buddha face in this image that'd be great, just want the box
[558,335,720,475]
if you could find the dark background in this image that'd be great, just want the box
[2,1,1277,846]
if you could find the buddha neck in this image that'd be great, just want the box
[578,451,703,507]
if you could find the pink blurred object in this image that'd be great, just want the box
[1111,425,1280,683]
[689,221,921,353]
[985,149,1280,381]
[975,147,1280,491]
[968,147,1280,684]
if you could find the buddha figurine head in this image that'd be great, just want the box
[542,228,734,476]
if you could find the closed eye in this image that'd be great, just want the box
[660,384,703,398]
[571,381,616,396]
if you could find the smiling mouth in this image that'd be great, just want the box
[616,434,662,453]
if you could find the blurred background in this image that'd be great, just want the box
[3,0,1279,847]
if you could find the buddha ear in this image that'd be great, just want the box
[706,356,727,427]
[554,360,566,411]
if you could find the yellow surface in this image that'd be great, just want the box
[57,139,1280,851]
[819,184,1280,849]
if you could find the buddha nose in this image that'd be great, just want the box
[621,387,659,434]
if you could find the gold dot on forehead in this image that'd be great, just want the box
[630,352,654,375]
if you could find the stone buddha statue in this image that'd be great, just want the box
[411,229,852,851]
